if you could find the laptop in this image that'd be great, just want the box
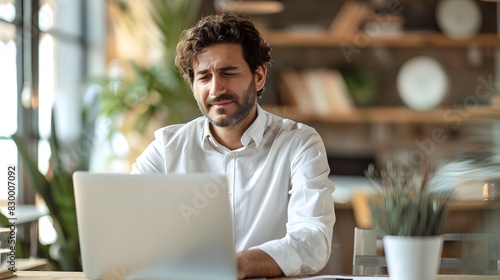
[73,172,237,280]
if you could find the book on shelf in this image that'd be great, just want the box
[278,68,354,115]
[278,69,316,114]
[330,1,372,36]
[302,69,334,115]
[318,69,354,114]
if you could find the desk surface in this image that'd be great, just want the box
[13,271,500,280]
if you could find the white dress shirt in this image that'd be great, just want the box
[131,105,336,276]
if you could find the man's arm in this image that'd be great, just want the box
[236,249,283,279]
[249,127,336,276]
[131,131,166,174]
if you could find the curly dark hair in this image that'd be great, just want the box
[175,12,272,97]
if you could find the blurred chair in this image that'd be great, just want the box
[352,227,385,275]
[353,227,500,275]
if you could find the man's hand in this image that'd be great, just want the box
[236,249,284,279]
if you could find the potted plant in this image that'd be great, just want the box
[366,162,453,280]
[0,98,97,271]
[98,0,201,164]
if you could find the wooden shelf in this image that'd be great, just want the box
[335,200,500,210]
[263,105,500,124]
[449,200,500,211]
[262,30,500,48]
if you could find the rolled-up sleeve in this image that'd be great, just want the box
[251,129,336,276]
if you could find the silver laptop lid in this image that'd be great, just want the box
[73,172,236,280]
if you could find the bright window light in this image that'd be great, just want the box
[38,3,54,32]
[0,2,15,23]
[38,34,55,140]
[38,215,57,245]
[0,37,18,202]
[0,41,18,136]
[37,139,51,177]
[38,30,56,246]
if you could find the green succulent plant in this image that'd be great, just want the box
[366,162,453,237]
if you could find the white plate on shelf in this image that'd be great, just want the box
[436,0,482,39]
[396,56,449,111]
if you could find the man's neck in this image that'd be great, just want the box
[210,108,257,151]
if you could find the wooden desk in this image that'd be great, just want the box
[13,271,500,279]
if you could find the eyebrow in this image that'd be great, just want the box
[196,66,239,76]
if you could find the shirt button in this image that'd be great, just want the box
[228,192,232,198]
[227,152,237,158]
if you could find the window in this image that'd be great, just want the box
[0,0,18,201]
[0,0,98,246]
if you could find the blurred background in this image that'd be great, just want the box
[0,0,499,274]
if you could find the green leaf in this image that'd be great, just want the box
[11,134,57,216]
[0,212,9,227]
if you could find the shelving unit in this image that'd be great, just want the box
[262,30,500,48]
[262,28,500,124]
[261,24,500,124]
[264,105,500,124]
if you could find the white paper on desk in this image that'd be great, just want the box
[301,275,388,280]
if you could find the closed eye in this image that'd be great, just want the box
[218,66,239,77]
[197,74,211,82]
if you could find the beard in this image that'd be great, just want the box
[196,79,257,128]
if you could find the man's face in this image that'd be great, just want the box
[192,43,266,127]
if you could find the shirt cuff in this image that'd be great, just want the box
[250,239,303,276]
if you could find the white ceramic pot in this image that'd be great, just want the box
[383,235,443,280]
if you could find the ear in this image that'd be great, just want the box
[254,65,267,92]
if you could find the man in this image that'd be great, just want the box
[132,12,335,279]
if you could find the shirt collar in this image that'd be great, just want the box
[241,104,266,147]
[201,104,268,150]
[201,119,219,151]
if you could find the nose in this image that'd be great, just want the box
[209,75,226,97]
